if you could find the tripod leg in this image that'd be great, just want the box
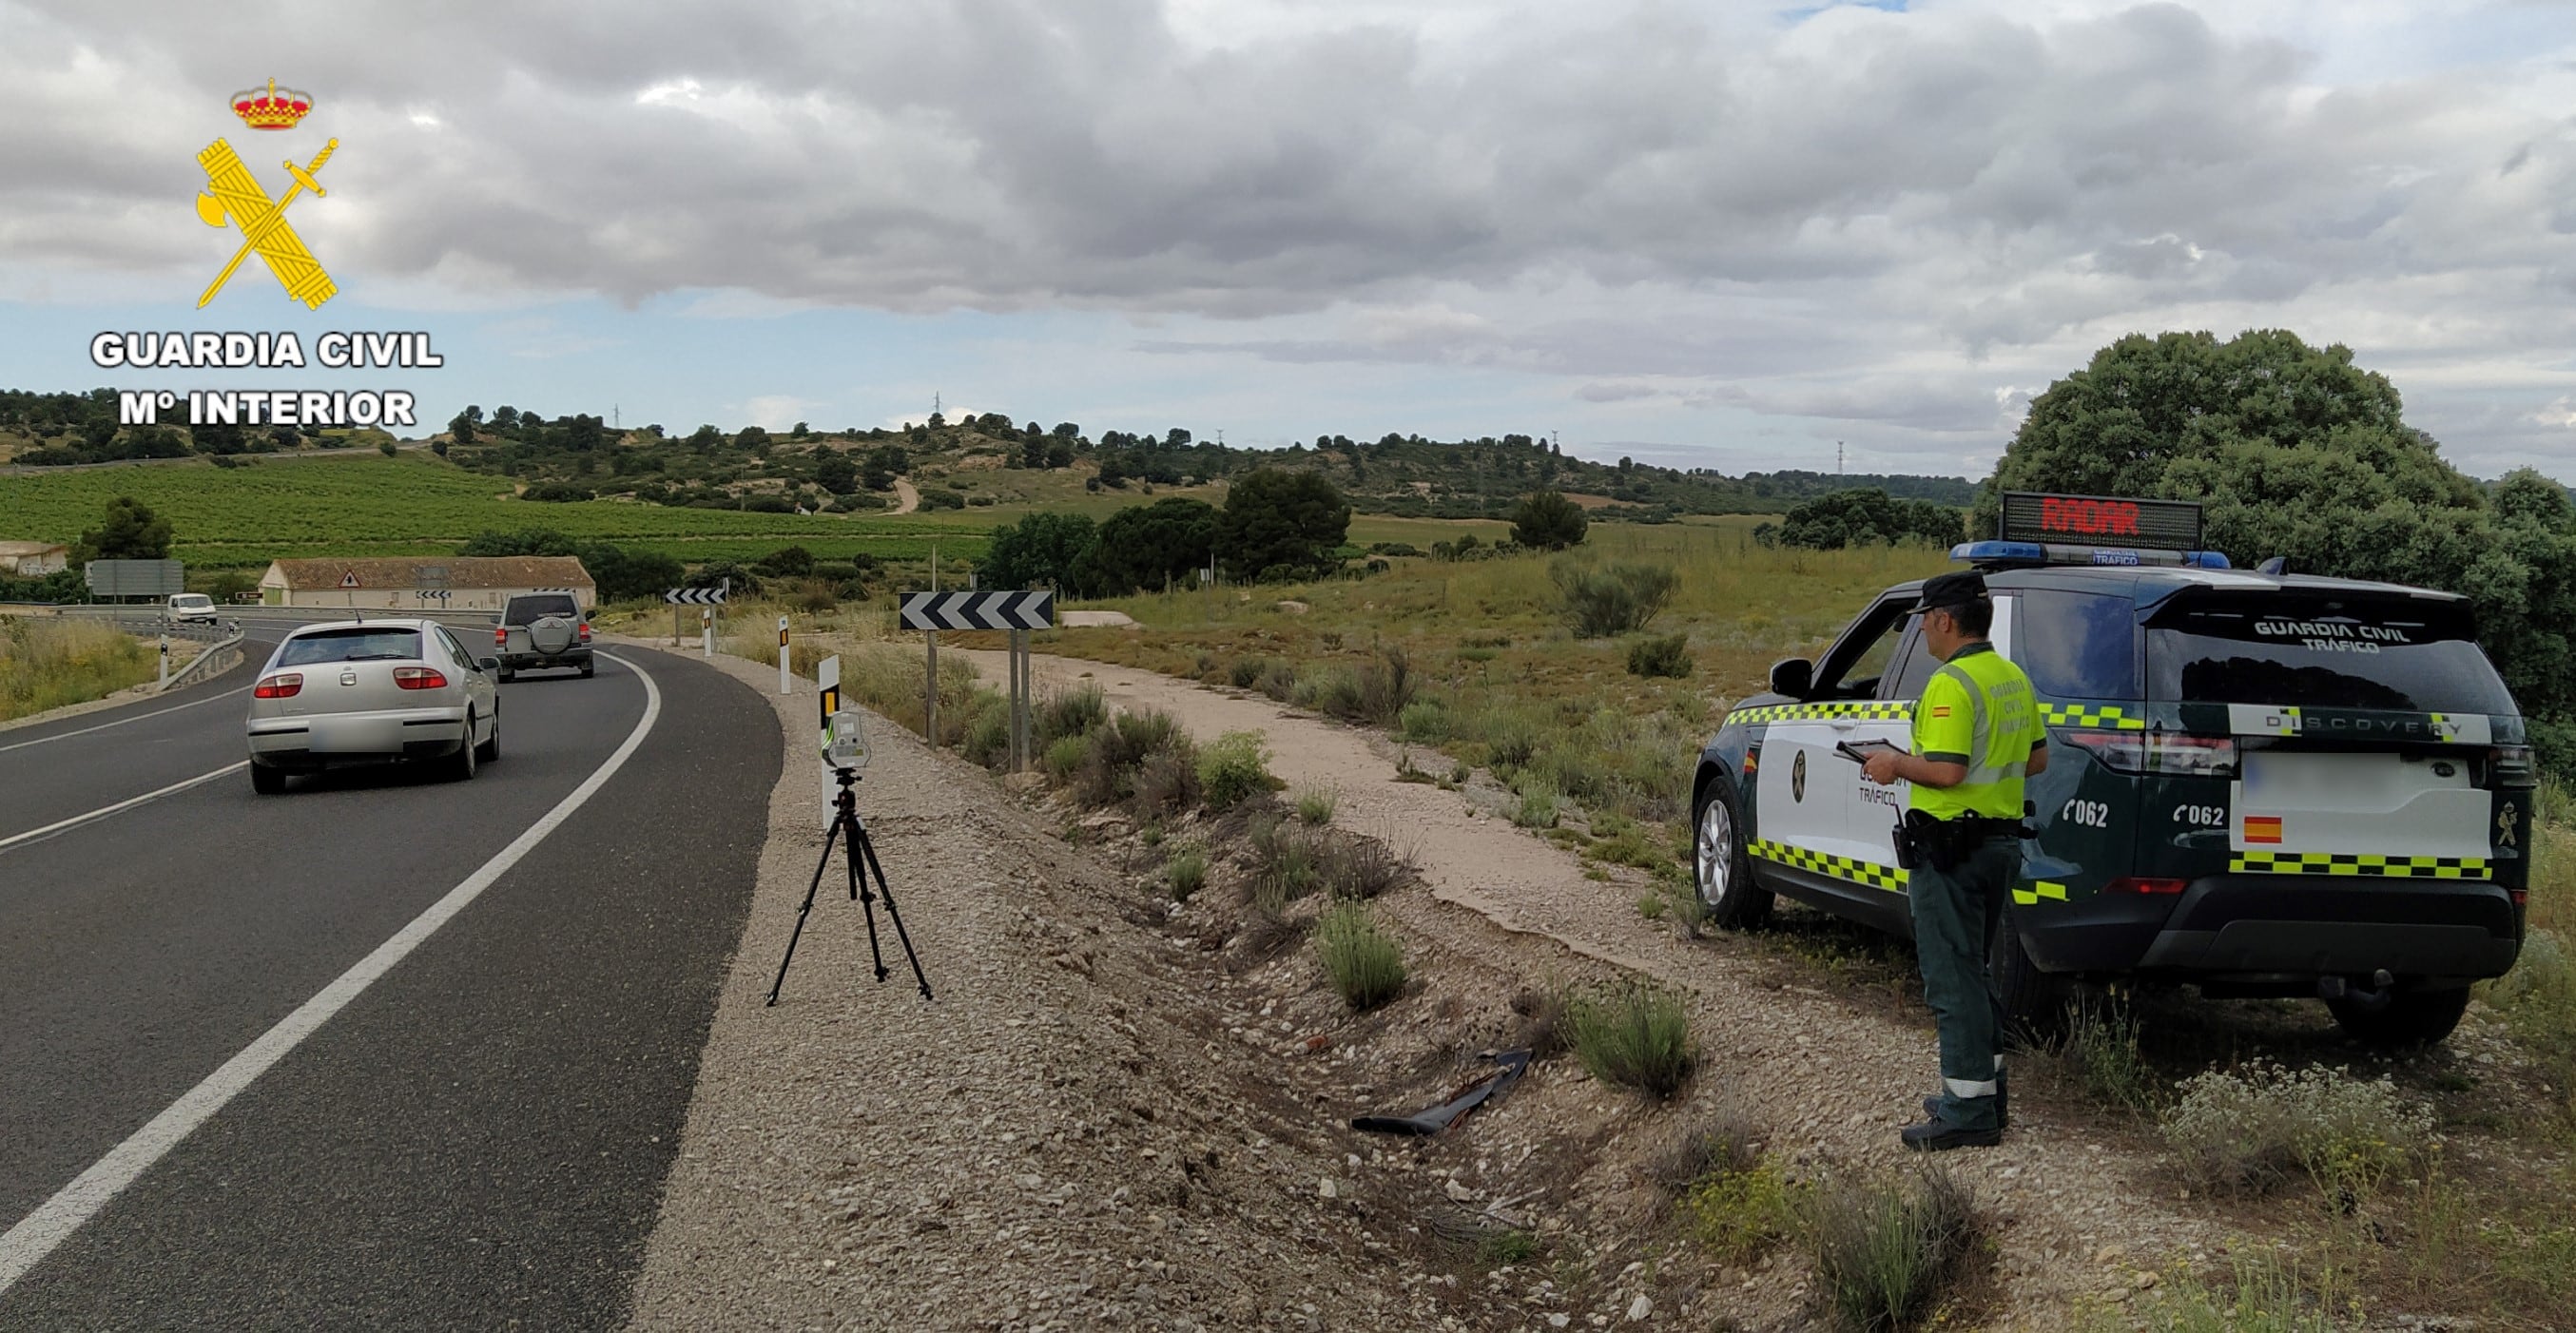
[767,815,844,1006]
[843,807,891,983]
[854,821,935,1000]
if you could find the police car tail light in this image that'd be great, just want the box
[2489,745,2538,789]
[2062,730,2237,779]
[2105,877,2188,895]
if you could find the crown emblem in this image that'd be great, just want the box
[229,77,314,130]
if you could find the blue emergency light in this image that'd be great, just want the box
[1950,540,2232,570]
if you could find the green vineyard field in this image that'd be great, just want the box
[0,454,987,567]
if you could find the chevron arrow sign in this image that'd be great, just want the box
[664,586,729,605]
[899,589,1055,631]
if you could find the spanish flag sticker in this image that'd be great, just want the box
[2244,815,2284,845]
[1930,705,1952,719]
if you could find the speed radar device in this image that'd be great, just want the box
[769,708,931,1007]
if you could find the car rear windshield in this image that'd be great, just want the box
[2143,592,2515,714]
[508,595,578,621]
[278,628,424,666]
[2015,589,2140,699]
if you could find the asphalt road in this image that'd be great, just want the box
[0,634,778,1329]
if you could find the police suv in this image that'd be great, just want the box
[1692,493,2535,1047]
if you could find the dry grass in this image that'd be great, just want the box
[0,616,157,722]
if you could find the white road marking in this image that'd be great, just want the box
[0,686,253,755]
[0,763,249,855]
[0,652,663,1293]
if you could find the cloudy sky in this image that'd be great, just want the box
[4,0,2572,481]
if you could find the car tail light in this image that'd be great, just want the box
[393,667,448,690]
[2061,730,2237,778]
[494,627,508,647]
[254,672,302,699]
[577,621,591,642]
[2104,876,2188,895]
[2489,744,2538,789]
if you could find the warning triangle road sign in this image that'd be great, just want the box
[339,570,360,589]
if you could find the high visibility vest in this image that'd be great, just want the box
[1908,641,2045,821]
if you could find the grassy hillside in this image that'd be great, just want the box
[0,452,985,568]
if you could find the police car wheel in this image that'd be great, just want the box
[1985,895,2062,1041]
[2327,986,2469,1049]
[1694,778,1771,929]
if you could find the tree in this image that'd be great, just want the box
[688,424,725,453]
[448,410,477,446]
[980,512,1100,593]
[1089,497,1218,594]
[815,451,858,495]
[491,406,520,432]
[1990,327,2576,774]
[862,444,906,492]
[1216,468,1349,581]
[73,496,173,563]
[1774,489,1960,550]
[735,425,769,454]
[754,545,816,577]
[791,420,810,438]
[1511,491,1589,550]
[1166,428,1192,447]
[1053,422,1081,439]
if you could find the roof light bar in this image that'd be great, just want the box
[1950,540,2232,570]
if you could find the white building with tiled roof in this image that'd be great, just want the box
[257,556,594,611]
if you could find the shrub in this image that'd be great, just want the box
[1074,709,1190,806]
[1511,490,1590,551]
[2047,1000,2158,1115]
[1802,1168,1982,1333]
[1198,730,1274,811]
[1043,733,1091,783]
[1036,684,1108,743]
[1315,831,1410,901]
[1626,632,1694,679]
[1647,1107,1766,1196]
[1249,814,1323,902]
[1475,1230,1539,1267]
[1314,902,1405,1010]
[1255,659,1300,702]
[1294,781,1339,825]
[1132,747,1202,817]
[1512,778,1561,830]
[1683,1157,1794,1262]
[1228,656,1269,688]
[1165,846,1209,901]
[962,698,1013,769]
[1552,559,1680,637]
[1352,644,1417,724]
[1563,981,1695,1098]
[1397,700,1449,743]
[2159,1059,2434,1199]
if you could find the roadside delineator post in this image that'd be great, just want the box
[778,616,792,694]
[701,607,712,657]
[158,634,168,690]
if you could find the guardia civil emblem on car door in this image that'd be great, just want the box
[1791,750,1807,802]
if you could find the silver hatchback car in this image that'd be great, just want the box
[245,619,501,794]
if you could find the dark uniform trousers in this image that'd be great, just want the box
[1907,834,2019,1131]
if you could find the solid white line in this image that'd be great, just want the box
[0,686,253,755]
[0,651,663,1293]
[0,762,250,854]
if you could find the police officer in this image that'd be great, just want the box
[1861,570,2048,1151]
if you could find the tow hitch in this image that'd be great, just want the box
[2318,969,2399,1013]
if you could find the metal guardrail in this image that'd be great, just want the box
[160,624,246,692]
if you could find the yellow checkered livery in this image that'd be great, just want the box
[2010,880,2071,906]
[1726,700,1913,727]
[2039,703,2146,730]
[2231,852,2489,880]
[1750,840,1906,893]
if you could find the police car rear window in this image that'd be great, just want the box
[2014,590,2139,700]
[2143,594,2513,714]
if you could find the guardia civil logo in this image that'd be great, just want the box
[195,78,339,309]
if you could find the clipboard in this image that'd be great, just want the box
[1834,739,1905,764]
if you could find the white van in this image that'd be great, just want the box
[166,593,218,624]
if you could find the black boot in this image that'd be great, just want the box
[1921,1066,2007,1130]
[1901,1111,2003,1151]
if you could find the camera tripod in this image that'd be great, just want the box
[767,766,933,1005]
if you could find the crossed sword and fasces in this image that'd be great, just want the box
[195,137,339,309]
